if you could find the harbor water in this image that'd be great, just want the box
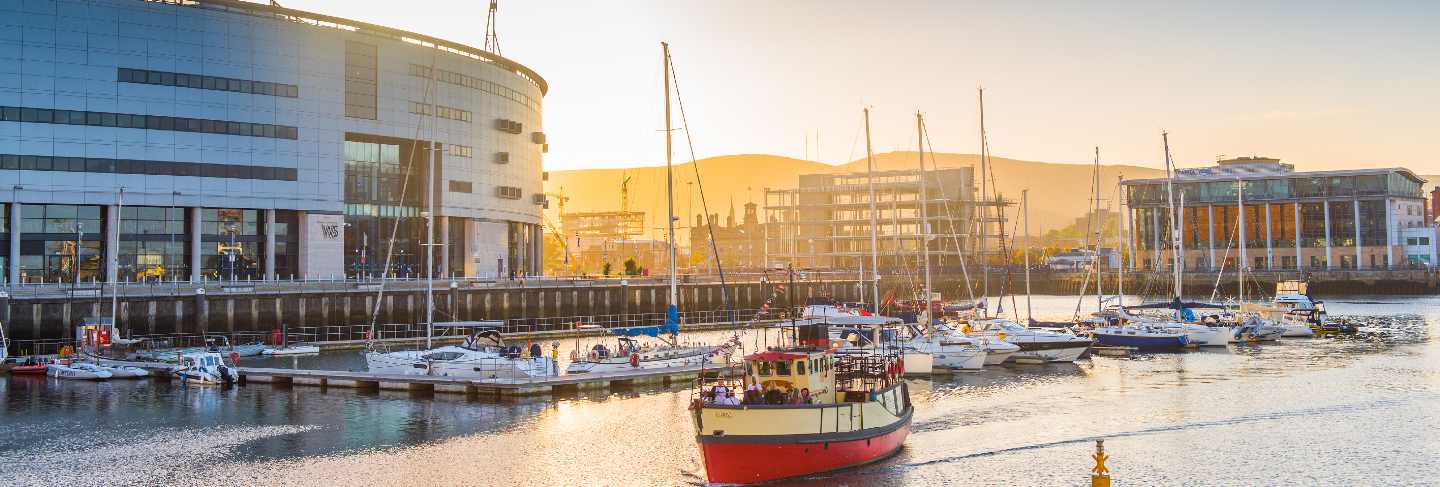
[2,295,1436,486]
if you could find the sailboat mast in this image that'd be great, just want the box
[1162,132,1183,300]
[1116,175,1125,308]
[917,112,933,330]
[663,42,678,306]
[977,88,988,312]
[1022,189,1032,323]
[424,68,437,350]
[1237,176,1245,306]
[1093,147,1103,312]
[111,186,124,336]
[864,108,881,311]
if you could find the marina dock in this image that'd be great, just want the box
[237,362,737,397]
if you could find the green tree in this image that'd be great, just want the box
[623,258,641,276]
[602,262,612,276]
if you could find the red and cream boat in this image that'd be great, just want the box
[690,324,912,484]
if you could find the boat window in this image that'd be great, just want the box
[776,360,791,376]
[758,361,772,376]
[422,352,464,361]
[745,362,753,376]
[797,360,806,375]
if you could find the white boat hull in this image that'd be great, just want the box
[263,345,320,356]
[1167,324,1234,346]
[47,364,111,380]
[1010,345,1089,363]
[932,348,987,371]
[365,350,554,380]
[1279,322,1315,337]
[566,345,729,375]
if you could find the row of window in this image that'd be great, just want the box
[495,186,523,199]
[408,102,473,122]
[0,154,298,181]
[408,64,542,112]
[448,180,473,193]
[0,105,299,140]
[447,144,473,158]
[1129,173,1424,205]
[117,68,300,98]
[345,41,380,120]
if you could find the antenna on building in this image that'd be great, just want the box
[483,0,502,55]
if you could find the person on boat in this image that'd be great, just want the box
[529,342,542,359]
[800,388,812,404]
[712,384,728,401]
[786,389,801,405]
[744,382,761,404]
[764,387,783,405]
[721,391,741,406]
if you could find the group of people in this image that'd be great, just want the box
[703,382,814,406]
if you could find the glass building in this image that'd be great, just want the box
[1124,157,1429,271]
[0,0,546,283]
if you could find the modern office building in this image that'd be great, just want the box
[1124,157,1428,271]
[0,0,547,283]
[763,168,998,270]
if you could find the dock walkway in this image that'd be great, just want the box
[238,362,736,397]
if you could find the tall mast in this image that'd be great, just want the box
[1162,132,1182,300]
[1116,175,1125,308]
[977,88,988,312]
[1022,189,1032,324]
[111,186,124,337]
[917,112,933,330]
[1093,147,1103,312]
[663,42,678,307]
[1237,176,1245,306]
[424,58,437,350]
[864,108,881,311]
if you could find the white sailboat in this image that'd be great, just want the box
[564,44,735,375]
[364,58,555,380]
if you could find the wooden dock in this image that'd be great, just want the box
[236,363,738,397]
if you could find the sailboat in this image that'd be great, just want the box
[901,111,988,371]
[1092,137,1191,350]
[564,43,736,375]
[364,57,555,380]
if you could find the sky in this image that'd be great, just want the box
[284,0,1440,174]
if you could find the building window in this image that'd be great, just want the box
[117,68,298,98]
[409,102,471,122]
[495,186,523,199]
[408,63,541,111]
[18,204,104,283]
[345,41,379,120]
[343,137,430,278]
[447,144,473,158]
[0,154,295,181]
[201,209,263,281]
[0,106,297,140]
[274,210,300,280]
[448,180,473,193]
[118,206,188,281]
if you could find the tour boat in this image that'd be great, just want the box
[690,324,911,484]
[366,329,554,379]
[966,319,1094,363]
[175,352,238,385]
[47,361,113,380]
[566,307,736,375]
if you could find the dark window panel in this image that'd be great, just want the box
[147,71,162,84]
[202,76,216,90]
[2,106,18,121]
[101,112,116,127]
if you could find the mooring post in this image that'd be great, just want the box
[1091,439,1111,487]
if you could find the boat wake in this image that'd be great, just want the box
[0,424,320,486]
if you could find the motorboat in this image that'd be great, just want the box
[176,352,238,385]
[47,360,113,380]
[1271,281,1326,337]
[1091,324,1191,350]
[71,362,150,379]
[1233,314,1284,342]
[905,333,987,371]
[967,319,1093,363]
[567,306,736,374]
[367,329,555,380]
[262,344,321,356]
[690,322,911,484]
[933,322,1019,365]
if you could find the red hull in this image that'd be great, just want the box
[9,365,48,375]
[699,420,910,484]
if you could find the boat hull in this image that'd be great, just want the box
[698,417,910,484]
[1092,332,1189,350]
[1010,341,1092,363]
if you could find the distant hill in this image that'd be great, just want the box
[544,152,1165,241]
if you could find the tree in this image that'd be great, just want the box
[602,262,612,276]
[623,258,641,276]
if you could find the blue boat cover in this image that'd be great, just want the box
[609,305,681,337]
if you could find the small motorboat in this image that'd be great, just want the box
[47,361,113,380]
[7,356,52,375]
[175,352,238,385]
[85,363,151,378]
[262,344,320,356]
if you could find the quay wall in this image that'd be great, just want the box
[877,269,1440,299]
[0,278,862,354]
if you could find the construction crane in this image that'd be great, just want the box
[483,0,501,55]
[620,175,633,214]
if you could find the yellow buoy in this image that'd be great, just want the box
[1091,439,1111,487]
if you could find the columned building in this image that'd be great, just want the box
[1124,157,1427,272]
[0,0,546,284]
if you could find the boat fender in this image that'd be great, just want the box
[629,353,640,368]
[229,352,240,364]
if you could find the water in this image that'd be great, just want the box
[2,295,1436,486]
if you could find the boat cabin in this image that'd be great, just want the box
[742,349,835,405]
[181,352,224,370]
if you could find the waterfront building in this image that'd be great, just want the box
[763,168,1002,270]
[1124,157,1428,271]
[0,0,547,283]
[687,201,764,272]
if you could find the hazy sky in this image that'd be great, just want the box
[286,0,1439,174]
